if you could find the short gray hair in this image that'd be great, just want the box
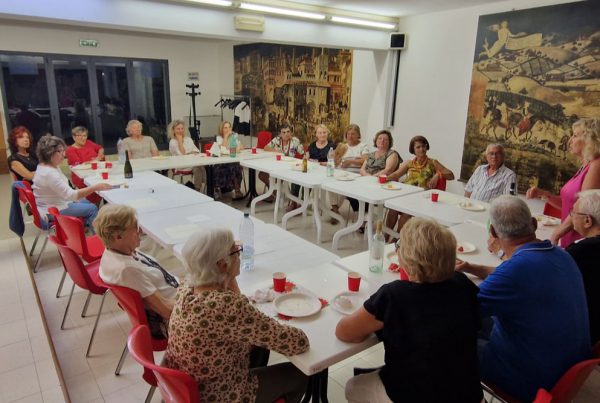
[577,189,600,225]
[93,204,137,247]
[167,120,188,139]
[36,135,66,164]
[489,195,535,239]
[126,120,143,135]
[486,143,505,155]
[181,228,235,287]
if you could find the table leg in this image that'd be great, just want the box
[274,179,282,223]
[366,204,374,247]
[332,201,366,250]
[313,188,322,243]
[282,187,310,229]
[301,369,329,402]
[250,176,276,216]
[205,165,215,199]
[244,168,259,207]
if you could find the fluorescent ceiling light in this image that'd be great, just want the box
[239,2,326,20]
[188,0,233,7]
[331,16,396,30]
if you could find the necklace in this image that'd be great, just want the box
[412,156,429,170]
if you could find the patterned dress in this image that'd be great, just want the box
[364,149,401,175]
[404,157,438,188]
[164,285,309,402]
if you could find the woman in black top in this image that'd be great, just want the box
[8,126,38,182]
[336,218,483,403]
[307,124,335,164]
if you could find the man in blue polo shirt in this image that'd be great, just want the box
[456,195,590,401]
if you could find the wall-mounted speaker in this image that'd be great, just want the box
[390,33,407,50]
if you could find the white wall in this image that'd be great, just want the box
[393,0,579,193]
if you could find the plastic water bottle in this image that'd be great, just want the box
[117,138,126,164]
[229,135,237,158]
[326,147,335,177]
[239,212,254,271]
[369,221,385,273]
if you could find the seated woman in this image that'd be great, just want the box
[32,135,112,231]
[308,124,335,164]
[65,126,104,166]
[386,135,454,234]
[165,228,309,403]
[330,124,370,220]
[336,218,482,403]
[95,204,179,338]
[167,120,205,191]
[213,121,244,198]
[8,126,38,183]
[122,119,159,159]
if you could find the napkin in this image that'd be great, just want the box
[251,288,277,303]
[209,142,220,157]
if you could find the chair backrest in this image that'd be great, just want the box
[17,186,45,230]
[436,176,447,191]
[47,207,67,245]
[203,143,212,152]
[49,236,105,294]
[257,131,272,149]
[71,173,102,204]
[543,202,561,219]
[128,325,199,403]
[538,341,600,403]
[55,213,88,257]
[105,283,149,328]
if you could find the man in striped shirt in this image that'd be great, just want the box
[464,144,516,202]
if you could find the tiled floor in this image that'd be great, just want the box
[1,173,599,402]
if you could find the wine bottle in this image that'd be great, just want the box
[124,151,133,179]
[369,220,385,273]
[302,152,308,173]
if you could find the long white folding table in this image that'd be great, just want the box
[239,263,378,402]
[385,189,490,227]
[321,175,423,250]
[83,170,177,189]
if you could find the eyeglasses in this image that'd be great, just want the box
[228,245,243,256]
[569,210,588,218]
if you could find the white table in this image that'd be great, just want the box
[385,189,490,227]
[239,263,378,376]
[321,175,423,249]
[83,170,177,190]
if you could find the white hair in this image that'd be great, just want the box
[181,228,234,287]
[485,143,505,155]
[126,120,143,135]
[577,189,600,225]
[490,195,535,239]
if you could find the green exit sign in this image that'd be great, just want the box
[79,39,99,47]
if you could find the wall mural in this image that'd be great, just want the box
[234,43,352,144]
[461,1,600,193]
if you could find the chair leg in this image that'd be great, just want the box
[56,271,67,298]
[115,343,128,375]
[29,231,41,256]
[86,292,107,357]
[61,283,76,330]
[145,386,156,403]
[81,292,92,317]
[33,235,49,273]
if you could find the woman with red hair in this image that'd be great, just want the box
[7,126,38,182]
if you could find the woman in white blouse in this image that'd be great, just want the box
[167,120,205,191]
[32,135,112,231]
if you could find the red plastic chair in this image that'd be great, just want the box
[257,131,272,149]
[203,143,212,152]
[484,341,600,403]
[435,176,447,191]
[54,212,104,263]
[98,280,168,376]
[128,325,199,403]
[71,173,102,204]
[543,202,561,219]
[17,185,54,272]
[172,169,193,184]
[49,236,108,357]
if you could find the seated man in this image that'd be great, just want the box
[464,144,516,202]
[567,189,600,345]
[456,195,590,401]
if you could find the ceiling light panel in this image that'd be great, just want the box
[239,2,326,20]
[331,16,396,30]
[187,0,233,7]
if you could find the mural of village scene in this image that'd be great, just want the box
[234,43,352,144]
[461,1,600,193]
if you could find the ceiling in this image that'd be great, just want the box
[283,0,512,17]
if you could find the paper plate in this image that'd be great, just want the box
[381,183,403,190]
[456,241,476,254]
[458,201,485,211]
[71,163,92,170]
[330,292,364,315]
[273,292,321,317]
[535,215,560,226]
[334,174,354,181]
[151,156,168,160]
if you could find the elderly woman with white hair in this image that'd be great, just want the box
[336,218,482,403]
[567,189,600,344]
[122,119,159,159]
[167,120,205,191]
[95,204,179,338]
[165,228,309,403]
[527,117,600,247]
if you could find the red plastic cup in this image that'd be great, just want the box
[273,272,286,292]
[205,150,211,157]
[348,272,362,292]
[431,192,439,202]
[105,162,113,169]
[378,174,387,184]
[101,172,109,180]
[251,147,257,154]
[399,268,409,281]
[91,162,98,170]
[276,154,282,161]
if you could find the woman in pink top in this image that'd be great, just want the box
[65,126,104,166]
[527,118,600,247]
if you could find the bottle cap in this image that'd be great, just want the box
[244,212,249,217]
